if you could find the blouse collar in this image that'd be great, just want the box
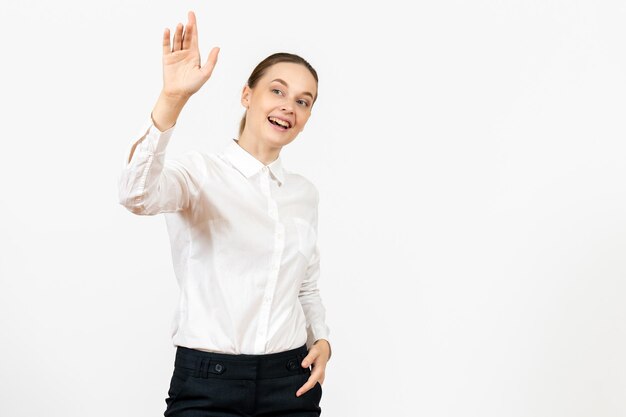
[223,138,285,186]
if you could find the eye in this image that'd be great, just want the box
[297,99,310,107]
[271,88,283,95]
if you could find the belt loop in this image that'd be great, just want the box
[300,351,309,373]
[202,357,211,379]
[194,356,211,379]
[193,356,202,378]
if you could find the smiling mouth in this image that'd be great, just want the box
[268,116,291,130]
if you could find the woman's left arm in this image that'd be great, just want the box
[297,193,332,396]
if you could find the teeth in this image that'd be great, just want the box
[269,116,290,128]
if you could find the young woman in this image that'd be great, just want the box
[118,10,332,417]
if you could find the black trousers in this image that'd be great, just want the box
[163,343,323,417]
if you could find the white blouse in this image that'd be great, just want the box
[118,119,331,355]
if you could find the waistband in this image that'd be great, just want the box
[174,344,310,380]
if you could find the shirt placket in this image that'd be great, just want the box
[255,166,285,353]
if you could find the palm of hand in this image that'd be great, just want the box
[161,11,219,98]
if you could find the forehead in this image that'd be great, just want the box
[259,62,317,93]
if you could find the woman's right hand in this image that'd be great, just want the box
[161,11,220,99]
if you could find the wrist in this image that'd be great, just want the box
[160,89,192,102]
[151,91,190,132]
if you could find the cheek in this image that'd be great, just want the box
[251,106,269,120]
[298,110,312,125]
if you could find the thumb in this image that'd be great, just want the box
[301,353,315,368]
[202,46,220,79]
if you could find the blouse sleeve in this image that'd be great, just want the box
[298,190,332,359]
[118,118,204,215]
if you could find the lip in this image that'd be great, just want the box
[268,115,293,128]
[267,117,289,132]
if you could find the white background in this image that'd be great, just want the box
[0,1,625,416]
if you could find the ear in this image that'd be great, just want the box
[241,84,251,108]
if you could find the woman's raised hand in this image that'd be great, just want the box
[161,11,220,99]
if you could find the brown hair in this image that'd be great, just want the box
[238,52,319,137]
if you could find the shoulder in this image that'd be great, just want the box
[186,149,223,164]
[168,149,226,175]
[284,169,320,203]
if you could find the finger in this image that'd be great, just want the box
[296,366,325,397]
[162,28,171,55]
[296,375,319,397]
[301,351,318,368]
[316,367,325,385]
[310,365,324,383]
[182,11,197,50]
[172,23,183,52]
[201,47,220,79]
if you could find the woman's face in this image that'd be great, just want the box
[241,62,318,148]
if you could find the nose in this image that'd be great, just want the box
[280,103,294,113]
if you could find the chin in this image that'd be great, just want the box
[264,131,299,148]
[270,137,297,148]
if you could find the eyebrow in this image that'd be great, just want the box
[270,78,315,100]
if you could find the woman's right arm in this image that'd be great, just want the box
[118,11,219,215]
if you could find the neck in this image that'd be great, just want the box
[237,133,281,166]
